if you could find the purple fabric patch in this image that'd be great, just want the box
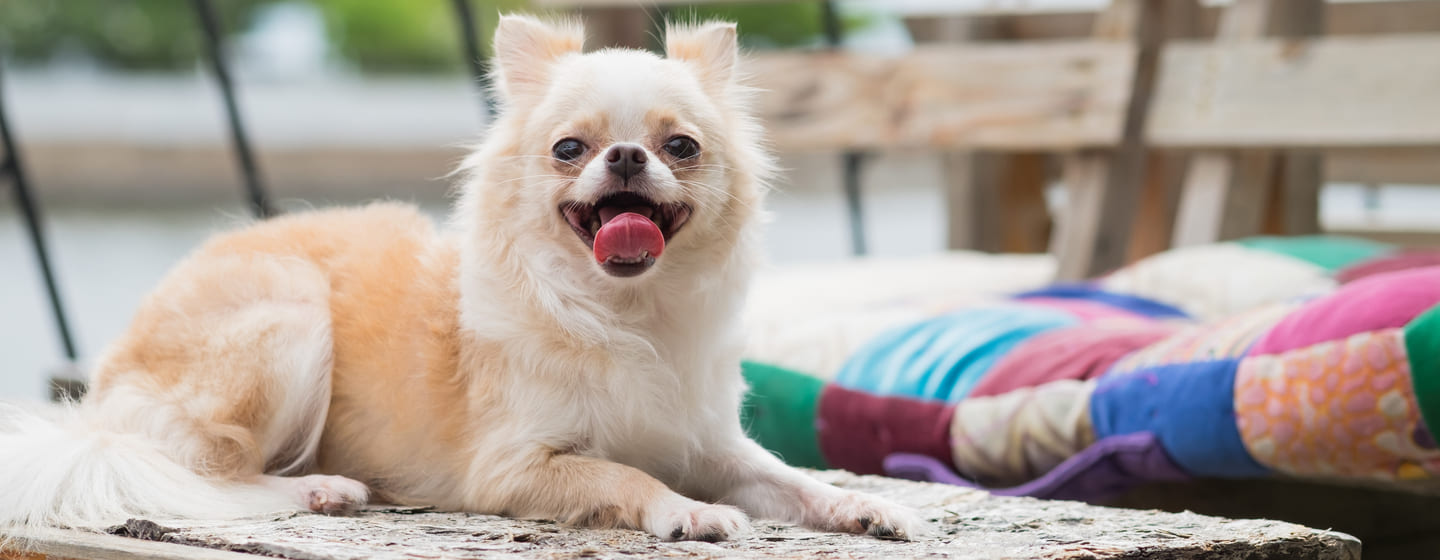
[883,432,1190,503]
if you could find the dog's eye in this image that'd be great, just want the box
[552,139,587,162]
[662,136,699,160]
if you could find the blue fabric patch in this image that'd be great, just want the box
[1015,284,1190,320]
[1089,359,1267,478]
[834,305,1076,402]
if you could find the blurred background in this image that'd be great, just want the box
[3,0,1439,400]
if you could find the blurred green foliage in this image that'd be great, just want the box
[318,0,525,73]
[674,2,834,49]
[0,0,849,74]
[0,0,257,71]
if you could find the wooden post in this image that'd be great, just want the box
[1125,0,1203,262]
[580,6,652,50]
[1268,0,1326,236]
[1172,150,1276,246]
[925,16,1052,254]
[1171,0,1326,247]
[1051,0,1169,280]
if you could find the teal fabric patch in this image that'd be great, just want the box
[833,305,1077,402]
[1234,235,1393,272]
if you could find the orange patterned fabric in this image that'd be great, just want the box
[1235,329,1440,480]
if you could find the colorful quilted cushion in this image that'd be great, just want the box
[737,236,1440,506]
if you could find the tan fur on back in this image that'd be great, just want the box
[91,204,469,487]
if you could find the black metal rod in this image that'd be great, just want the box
[192,0,276,219]
[820,0,844,46]
[0,60,78,360]
[821,0,867,256]
[841,152,867,256]
[450,0,495,118]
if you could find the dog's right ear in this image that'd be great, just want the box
[492,15,584,103]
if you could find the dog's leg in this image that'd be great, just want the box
[475,449,749,541]
[698,437,922,539]
[256,474,370,515]
[83,254,370,517]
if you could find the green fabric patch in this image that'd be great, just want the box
[1406,304,1440,436]
[740,361,829,469]
[1234,235,1393,272]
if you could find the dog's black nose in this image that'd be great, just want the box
[605,144,647,182]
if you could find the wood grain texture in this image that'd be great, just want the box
[747,43,1134,152]
[0,527,257,560]
[1149,34,1440,147]
[1,472,1362,560]
[747,34,1440,152]
[897,0,1438,40]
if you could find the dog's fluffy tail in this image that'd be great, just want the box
[0,402,296,541]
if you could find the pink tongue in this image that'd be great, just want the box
[593,212,665,263]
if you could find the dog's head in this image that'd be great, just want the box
[463,15,769,284]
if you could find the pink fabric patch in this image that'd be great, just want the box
[1250,267,1440,356]
[969,323,1174,398]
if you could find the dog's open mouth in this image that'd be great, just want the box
[561,192,692,277]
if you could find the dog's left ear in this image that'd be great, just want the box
[666,22,738,94]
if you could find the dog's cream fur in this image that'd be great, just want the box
[0,16,919,542]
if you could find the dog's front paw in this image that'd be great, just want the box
[818,491,923,541]
[645,496,750,542]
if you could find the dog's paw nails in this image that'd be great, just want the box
[648,498,749,542]
[825,492,922,541]
[296,474,370,515]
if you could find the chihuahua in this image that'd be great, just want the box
[0,16,918,542]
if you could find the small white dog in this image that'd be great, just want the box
[0,15,919,542]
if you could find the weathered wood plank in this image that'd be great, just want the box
[0,527,257,560]
[747,43,1135,152]
[898,0,1440,40]
[747,33,1440,152]
[1149,34,1440,147]
[2,472,1362,560]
